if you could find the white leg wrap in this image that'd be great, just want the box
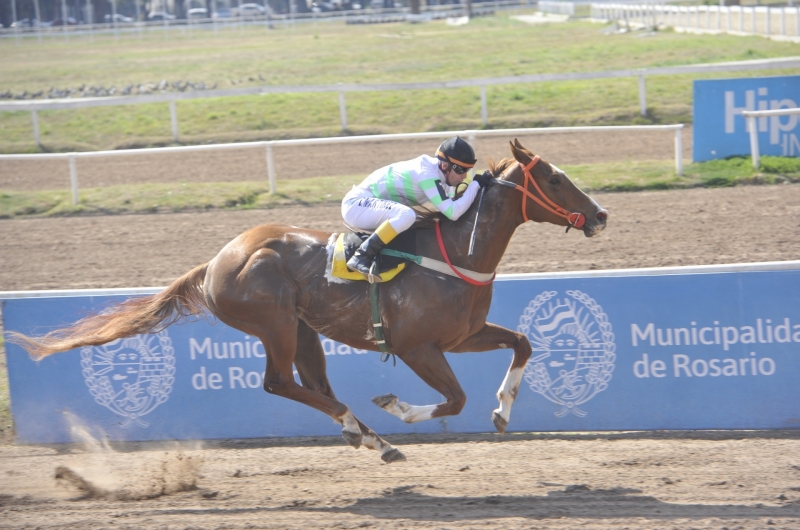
[384,398,438,424]
[494,367,524,423]
[339,410,360,434]
[362,432,395,456]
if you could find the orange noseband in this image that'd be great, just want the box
[513,156,586,229]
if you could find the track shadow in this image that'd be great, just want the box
[32,428,800,454]
[290,485,800,522]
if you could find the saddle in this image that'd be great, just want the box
[330,229,417,283]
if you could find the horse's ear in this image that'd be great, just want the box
[513,138,536,157]
[509,140,532,165]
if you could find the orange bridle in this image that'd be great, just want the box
[512,156,586,229]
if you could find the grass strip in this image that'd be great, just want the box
[2,157,799,219]
[2,17,799,152]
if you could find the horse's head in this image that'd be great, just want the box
[492,139,608,237]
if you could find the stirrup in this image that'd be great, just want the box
[346,254,370,274]
[367,260,382,284]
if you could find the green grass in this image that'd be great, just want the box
[0,175,366,217]
[571,156,800,192]
[1,16,798,152]
[2,157,799,219]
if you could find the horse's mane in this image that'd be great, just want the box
[488,157,516,178]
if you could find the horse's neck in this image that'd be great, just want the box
[441,184,523,274]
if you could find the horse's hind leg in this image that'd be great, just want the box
[450,323,532,434]
[293,321,406,463]
[249,313,365,448]
[372,342,466,423]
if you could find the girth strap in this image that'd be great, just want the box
[369,282,396,364]
[380,248,495,284]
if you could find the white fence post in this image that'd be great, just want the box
[674,127,683,176]
[265,142,276,194]
[31,110,41,148]
[747,116,760,169]
[169,100,179,142]
[480,85,488,127]
[638,74,647,116]
[338,91,347,131]
[467,131,476,177]
[69,154,79,204]
[766,6,771,35]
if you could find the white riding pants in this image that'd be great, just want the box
[341,190,417,234]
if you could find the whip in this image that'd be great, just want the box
[467,186,486,256]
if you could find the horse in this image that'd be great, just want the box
[9,139,608,463]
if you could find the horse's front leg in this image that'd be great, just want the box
[450,322,532,434]
[373,342,466,423]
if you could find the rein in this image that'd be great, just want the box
[434,220,496,286]
[509,156,586,230]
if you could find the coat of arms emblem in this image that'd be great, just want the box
[81,331,175,427]
[518,290,616,417]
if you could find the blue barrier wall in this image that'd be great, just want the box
[693,75,800,162]
[3,262,800,444]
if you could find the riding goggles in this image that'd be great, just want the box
[450,164,469,174]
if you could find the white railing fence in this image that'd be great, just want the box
[0,124,685,203]
[742,107,800,169]
[538,1,575,16]
[593,3,800,40]
[1,57,795,149]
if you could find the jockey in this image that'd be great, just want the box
[342,136,493,278]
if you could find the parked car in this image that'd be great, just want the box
[49,17,77,26]
[187,7,208,18]
[10,18,45,27]
[311,1,335,12]
[212,8,231,18]
[147,11,176,20]
[238,3,270,17]
[104,13,134,23]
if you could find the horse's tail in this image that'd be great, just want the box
[8,262,210,361]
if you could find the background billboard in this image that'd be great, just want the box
[3,263,800,444]
[693,75,800,162]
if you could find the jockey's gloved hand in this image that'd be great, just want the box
[473,170,493,189]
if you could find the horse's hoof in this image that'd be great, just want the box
[492,411,508,434]
[372,393,398,410]
[381,448,407,464]
[341,428,362,449]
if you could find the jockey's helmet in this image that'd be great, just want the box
[436,136,477,171]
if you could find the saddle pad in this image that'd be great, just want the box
[331,233,406,282]
[341,229,418,272]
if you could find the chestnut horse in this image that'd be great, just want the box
[10,140,608,463]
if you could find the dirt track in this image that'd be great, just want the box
[2,133,800,528]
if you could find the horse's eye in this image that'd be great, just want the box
[549,175,560,185]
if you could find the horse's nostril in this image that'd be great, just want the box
[596,210,608,223]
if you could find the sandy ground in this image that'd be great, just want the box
[1,184,800,291]
[1,432,799,529]
[2,131,800,528]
